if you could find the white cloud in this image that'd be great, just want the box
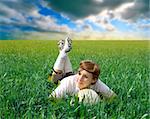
[75,9,116,32]
[0,2,25,21]
[113,2,135,21]
[29,11,72,32]
[0,16,12,24]
[94,0,103,3]
[138,24,150,29]
[0,1,72,33]
[115,2,135,13]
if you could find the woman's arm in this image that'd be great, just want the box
[49,79,69,98]
[94,80,117,101]
[49,76,75,98]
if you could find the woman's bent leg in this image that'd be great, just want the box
[49,37,72,84]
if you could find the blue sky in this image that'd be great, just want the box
[0,0,150,40]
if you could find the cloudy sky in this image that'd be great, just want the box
[0,0,150,40]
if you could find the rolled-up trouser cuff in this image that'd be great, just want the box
[49,71,74,84]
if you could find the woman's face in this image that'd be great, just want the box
[76,70,96,90]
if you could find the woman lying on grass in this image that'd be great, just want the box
[49,37,116,104]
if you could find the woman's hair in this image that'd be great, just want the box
[79,60,100,80]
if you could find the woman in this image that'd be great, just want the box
[49,37,116,101]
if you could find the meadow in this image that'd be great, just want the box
[0,40,149,119]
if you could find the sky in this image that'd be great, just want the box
[0,0,150,40]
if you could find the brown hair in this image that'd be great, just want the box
[79,60,100,80]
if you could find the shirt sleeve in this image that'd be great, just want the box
[94,80,115,99]
[50,76,73,98]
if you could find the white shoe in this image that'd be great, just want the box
[62,37,72,53]
[57,39,65,51]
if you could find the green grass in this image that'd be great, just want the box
[0,40,149,118]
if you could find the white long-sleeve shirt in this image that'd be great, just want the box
[51,74,114,99]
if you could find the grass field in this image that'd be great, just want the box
[0,40,149,119]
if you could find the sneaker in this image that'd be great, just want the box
[57,39,65,51]
[63,37,72,53]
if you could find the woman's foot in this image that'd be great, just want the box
[58,39,65,51]
[58,37,72,53]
